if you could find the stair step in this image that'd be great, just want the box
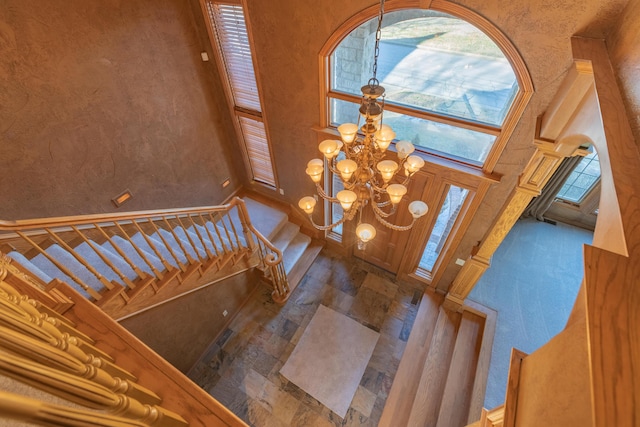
[379,291,444,427]
[92,241,140,282]
[284,239,324,299]
[282,233,311,274]
[106,237,164,276]
[271,222,301,253]
[242,197,288,240]
[131,232,179,269]
[407,307,461,427]
[31,245,109,298]
[73,242,132,285]
[173,226,207,259]
[7,251,53,284]
[155,229,193,264]
[436,310,484,427]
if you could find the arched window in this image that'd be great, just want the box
[323,3,532,170]
[319,2,533,283]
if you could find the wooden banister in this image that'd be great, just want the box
[1,197,292,308]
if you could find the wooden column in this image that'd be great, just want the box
[443,61,593,311]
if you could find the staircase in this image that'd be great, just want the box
[0,196,320,319]
[380,293,497,427]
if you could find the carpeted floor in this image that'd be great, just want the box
[468,218,593,409]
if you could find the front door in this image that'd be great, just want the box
[353,170,434,274]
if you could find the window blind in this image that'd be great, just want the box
[207,2,262,112]
[205,1,276,187]
[238,116,276,186]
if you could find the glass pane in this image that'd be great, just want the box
[556,151,600,203]
[330,152,346,235]
[331,10,518,126]
[419,185,469,271]
[331,98,496,164]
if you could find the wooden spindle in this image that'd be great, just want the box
[15,231,102,301]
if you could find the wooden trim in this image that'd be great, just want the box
[313,126,502,185]
[57,282,248,427]
[502,348,527,427]
[431,180,493,290]
[197,0,278,190]
[240,0,280,188]
[464,299,498,424]
[327,90,502,136]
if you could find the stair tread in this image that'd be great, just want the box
[8,251,53,284]
[106,236,164,275]
[242,197,288,240]
[74,241,136,284]
[173,226,207,259]
[407,307,461,427]
[31,245,104,299]
[131,232,179,269]
[272,222,302,253]
[283,233,312,274]
[283,239,324,299]
[93,241,140,282]
[378,291,444,427]
[436,310,485,427]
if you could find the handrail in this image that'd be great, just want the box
[0,203,239,231]
[0,197,290,311]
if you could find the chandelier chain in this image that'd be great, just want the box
[371,0,385,85]
[298,0,429,247]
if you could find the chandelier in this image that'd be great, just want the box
[298,0,428,249]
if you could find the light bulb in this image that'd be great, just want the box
[375,125,395,151]
[387,184,407,205]
[376,160,399,183]
[338,123,358,144]
[318,140,341,159]
[307,158,324,169]
[408,201,428,218]
[356,223,376,243]
[336,159,357,181]
[396,140,415,159]
[305,166,323,183]
[336,190,357,211]
[405,155,425,174]
[298,197,316,215]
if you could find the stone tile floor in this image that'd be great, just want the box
[188,249,423,427]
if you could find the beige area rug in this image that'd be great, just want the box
[280,305,379,418]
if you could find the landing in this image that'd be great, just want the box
[188,248,424,426]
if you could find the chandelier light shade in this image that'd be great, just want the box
[298,0,428,247]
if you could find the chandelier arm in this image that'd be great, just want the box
[375,199,393,208]
[305,213,350,231]
[399,172,412,187]
[315,183,339,202]
[369,177,387,193]
[373,210,417,231]
[326,158,341,176]
[368,187,396,218]
[305,198,361,231]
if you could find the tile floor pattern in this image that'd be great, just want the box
[189,249,423,427]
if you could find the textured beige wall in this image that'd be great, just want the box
[242,0,627,288]
[608,0,640,152]
[119,270,260,373]
[0,0,244,220]
[0,0,632,289]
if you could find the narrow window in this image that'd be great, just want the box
[556,151,600,204]
[204,1,276,187]
[419,185,469,272]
